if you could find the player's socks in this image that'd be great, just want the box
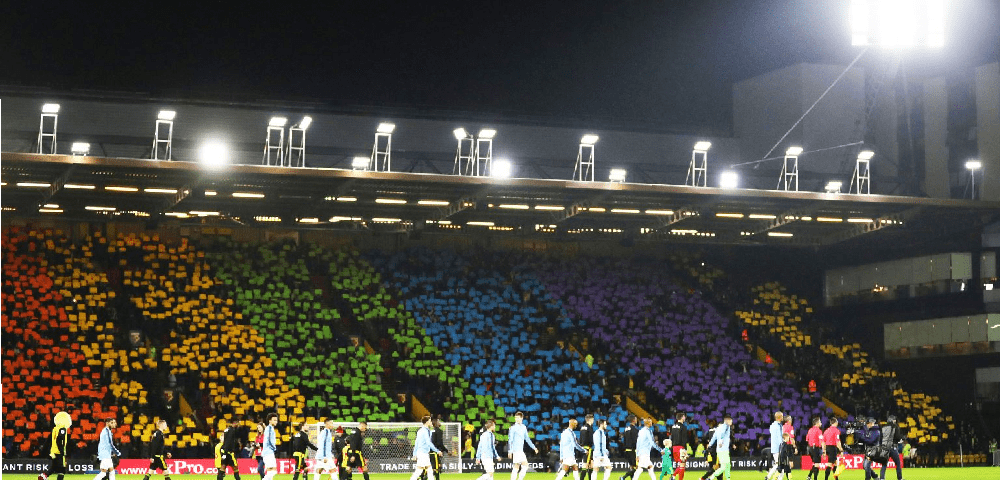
[603,469,612,480]
[518,466,529,480]
[143,475,151,480]
[572,470,580,480]
[555,469,567,480]
[511,465,520,480]
[109,470,116,480]
[94,471,107,480]
[631,468,642,480]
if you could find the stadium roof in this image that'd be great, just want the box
[4,152,998,249]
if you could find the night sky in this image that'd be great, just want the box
[3,1,997,132]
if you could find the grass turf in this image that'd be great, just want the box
[5,470,999,480]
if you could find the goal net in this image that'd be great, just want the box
[307,421,463,474]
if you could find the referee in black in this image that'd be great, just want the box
[618,414,639,480]
[579,414,595,480]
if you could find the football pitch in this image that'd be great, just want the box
[5,470,999,480]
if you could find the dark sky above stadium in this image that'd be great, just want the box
[3,1,997,132]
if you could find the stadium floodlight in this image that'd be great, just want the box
[609,168,627,183]
[298,116,313,130]
[352,156,370,171]
[71,142,90,156]
[269,116,288,127]
[453,128,475,175]
[467,129,494,177]
[478,128,497,140]
[966,159,982,199]
[288,116,311,167]
[850,0,945,48]
[779,146,802,191]
[825,180,844,193]
[719,171,739,189]
[153,110,175,160]
[264,117,287,166]
[492,159,512,178]
[851,150,874,194]
[687,141,710,187]
[199,141,229,170]
[575,135,597,182]
[38,103,60,154]
[453,128,470,140]
[581,134,599,145]
[372,123,394,172]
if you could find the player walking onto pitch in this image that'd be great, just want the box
[670,413,689,480]
[261,413,280,480]
[410,416,443,480]
[592,419,613,480]
[706,414,733,480]
[554,418,587,480]
[38,411,72,480]
[217,419,243,480]
[430,416,450,480]
[764,412,784,480]
[619,415,639,480]
[508,412,539,480]
[631,418,663,480]
[292,422,319,480]
[93,418,121,480]
[475,420,501,480]
[579,414,595,480]
[345,421,371,480]
[315,419,338,480]
[142,419,172,480]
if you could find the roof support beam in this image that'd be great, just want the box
[819,208,920,245]
[747,207,815,236]
[42,165,76,204]
[554,193,610,223]
[652,205,699,230]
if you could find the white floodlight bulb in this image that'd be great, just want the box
[719,171,739,189]
[581,134,599,145]
[377,122,396,134]
[158,110,176,121]
[825,181,843,193]
[609,168,627,182]
[199,141,230,169]
[71,142,91,155]
[492,159,512,178]
[965,160,982,170]
[453,128,469,140]
[858,150,875,160]
[42,103,61,114]
[693,141,712,152]
[352,156,370,169]
[478,128,497,140]
[298,116,313,130]
[269,116,288,127]
[786,146,804,156]
[850,0,870,46]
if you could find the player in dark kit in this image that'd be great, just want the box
[333,427,349,480]
[670,413,689,480]
[420,416,450,480]
[217,419,243,480]
[618,415,639,480]
[142,419,172,480]
[292,422,319,480]
[579,414,595,480]
[345,422,371,480]
[38,411,72,480]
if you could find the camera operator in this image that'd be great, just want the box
[855,418,880,480]
[877,416,904,480]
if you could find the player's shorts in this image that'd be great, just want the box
[149,455,168,471]
[808,447,822,464]
[624,450,636,468]
[583,446,593,464]
[100,458,115,470]
[263,452,277,470]
[315,457,336,471]
[430,451,441,470]
[560,456,577,468]
[825,447,839,465]
[512,451,528,464]
[593,456,612,468]
[48,454,67,474]
[347,451,367,469]
[672,446,686,461]
[637,453,653,469]
[294,453,308,471]
[481,458,495,473]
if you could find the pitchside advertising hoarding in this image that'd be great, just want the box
[3,455,900,474]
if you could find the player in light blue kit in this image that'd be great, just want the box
[554,419,586,480]
[262,414,279,480]
[509,412,540,480]
[475,420,500,480]
[93,418,121,480]
[410,416,442,480]
[631,418,663,480]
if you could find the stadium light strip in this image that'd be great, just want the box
[145,188,179,194]
[165,212,189,218]
[645,209,674,215]
[467,221,495,226]
[232,192,265,198]
[17,182,51,188]
[748,214,777,220]
[64,184,96,189]
[716,213,745,219]
[189,211,220,216]
[371,217,401,223]
[105,185,139,192]
[85,206,116,211]
[255,216,281,222]
[847,218,874,223]
[816,217,844,223]
[498,204,530,210]
[298,218,320,223]
[39,208,63,213]
[534,205,565,211]
[417,200,450,206]
[610,208,641,214]
[768,232,794,237]
[204,190,218,196]
[588,207,606,213]
[43,204,59,208]
[375,198,407,204]
[330,216,363,222]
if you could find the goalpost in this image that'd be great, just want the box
[307,421,464,474]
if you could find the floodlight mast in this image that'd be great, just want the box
[686,141,710,187]
[452,128,475,175]
[473,129,495,176]
[152,110,175,160]
[371,123,394,172]
[38,103,60,154]
[778,146,802,191]
[965,160,982,200]
[287,116,311,167]
[850,150,874,194]
[263,116,287,166]
[574,134,598,182]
